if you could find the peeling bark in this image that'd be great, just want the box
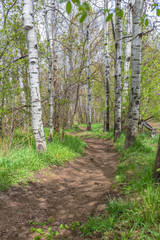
[114,0,122,141]
[123,0,132,99]
[43,0,53,141]
[124,0,144,148]
[23,0,46,151]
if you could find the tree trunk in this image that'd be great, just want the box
[22,0,46,151]
[43,0,53,141]
[154,136,160,182]
[122,0,132,130]
[19,68,27,130]
[123,0,132,99]
[51,0,59,133]
[104,0,110,132]
[86,17,91,131]
[114,0,122,141]
[124,0,144,148]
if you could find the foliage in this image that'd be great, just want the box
[141,35,160,120]
[28,217,74,240]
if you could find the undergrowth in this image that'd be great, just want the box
[0,128,87,190]
[78,124,160,240]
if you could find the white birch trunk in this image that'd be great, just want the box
[86,17,91,131]
[124,0,144,148]
[114,0,122,140]
[104,0,110,132]
[123,0,132,100]
[22,0,46,151]
[43,0,53,141]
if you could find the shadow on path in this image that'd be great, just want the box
[0,135,119,240]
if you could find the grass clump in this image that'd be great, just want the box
[0,129,87,190]
[78,124,160,239]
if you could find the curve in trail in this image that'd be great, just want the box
[0,137,119,240]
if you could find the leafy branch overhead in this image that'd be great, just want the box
[60,0,90,22]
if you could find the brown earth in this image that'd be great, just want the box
[0,135,119,240]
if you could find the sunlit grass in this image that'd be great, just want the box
[0,128,87,190]
[77,124,160,239]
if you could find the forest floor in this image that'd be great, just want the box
[0,129,119,240]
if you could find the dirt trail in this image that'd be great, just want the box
[0,135,119,240]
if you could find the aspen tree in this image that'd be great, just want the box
[43,0,53,141]
[124,0,144,148]
[52,0,59,133]
[114,0,122,140]
[123,0,132,100]
[104,0,110,132]
[86,16,91,131]
[22,0,46,151]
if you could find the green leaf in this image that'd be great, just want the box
[106,13,113,22]
[71,0,80,4]
[80,11,87,23]
[64,224,69,230]
[33,236,42,240]
[29,220,34,225]
[36,228,44,235]
[49,217,53,223]
[152,3,158,11]
[54,231,59,236]
[60,224,64,229]
[30,227,36,233]
[145,18,149,26]
[157,8,160,16]
[48,227,52,232]
[82,2,90,11]
[115,8,123,18]
[66,1,72,14]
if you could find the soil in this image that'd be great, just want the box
[0,133,119,240]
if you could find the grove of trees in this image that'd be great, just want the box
[0,0,160,179]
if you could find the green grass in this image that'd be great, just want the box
[65,124,81,133]
[0,128,87,190]
[76,124,160,240]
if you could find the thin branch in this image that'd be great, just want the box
[0,55,28,72]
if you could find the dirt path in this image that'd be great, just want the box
[0,136,119,240]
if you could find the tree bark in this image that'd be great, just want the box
[86,17,91,131]
[123,0,132,99]
[122,0,132,130]
[124,0,144,148]
[51,0,59,133]
[43,0,53,141]
[22,0,46,151]
[154,136,160,182]
[104,0,110,132]
[114,0,122,141]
